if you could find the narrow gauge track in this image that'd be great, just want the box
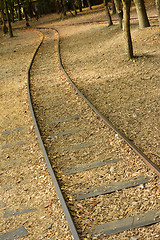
[28,28,160,239]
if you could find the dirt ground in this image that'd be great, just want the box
[0,28,73,240]
[20,2,159,167]
[0,1,159,240]
[57,4,160,168]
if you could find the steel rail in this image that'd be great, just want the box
[50,27,160,178]
[27,30,80,240]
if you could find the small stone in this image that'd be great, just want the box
[132,201,138,205]
[31,125,34,130]
[98,202,103,207]
[48,224,52,229]
[131,237,138,240]
[110,166,114,172]
[139,184,144,189]
[0,200,6,207]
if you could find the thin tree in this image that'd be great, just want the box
[104,0,113,26]
[112,0,116,14]
[156,0,160,27]
[70,0,77,15]
[9,0,15,22]
[4,0,13,37]
[60,0,66,16]
[134,0,150,28]
[53,0,60,14]
[87,0,92,10]
[28,0,34,18]
[122,0,133,58]
[114,0,123,28]
[76,0,82,12]
[23,7,30,26]
[0,0,8,33]
[17,0,22,20]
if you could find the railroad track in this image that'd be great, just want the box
[28,28,160,239]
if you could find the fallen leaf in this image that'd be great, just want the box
[44,202,53,208]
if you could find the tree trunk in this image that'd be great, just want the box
[122,0,133,58]
[53,0,60,14]
[156,0,160,27]
[60,0,66,16]
[17,0,22,21]
[70,0,77,15]
[55,0,61,14]
[34,5,39,20]
[134,0,150,28]
[114,0,123,28]
[10,2,15,22]
[112,0,116,14]
[77,0,82,12]
[87,0,92,10]
[4,0,13,37]
[15,8,18,20]
[23,7,30,26]
[28,1,34,18]
[1,9,8,34]
[104,0,113,26]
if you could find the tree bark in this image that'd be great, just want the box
[28,0,34,18]
[53,0,60,14]
[87,0,92,10]
[70,0,77,15]
[114,0,123,28]
[134,0,150,28]
[1,8,8,34]
[112,0,116,14]
[104,0,113,26]
[122,0,133,58]
[4,0,13,37]
[60,0,66,16]
[77,0,82,12]
[156,0,160,27]
[17,0,22,21]
[23,7,30,26]
[9,2,15,22]
[55,0,61,14]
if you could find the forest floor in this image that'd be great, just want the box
[57,3,160,168]
[1,3,159,166]
[28,1,159,167]
[0,1,159,240]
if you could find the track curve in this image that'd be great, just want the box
[27,28,160,239]
[38,26,160,177]
[27,30,80,240]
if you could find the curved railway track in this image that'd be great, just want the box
[28,28,160,239]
